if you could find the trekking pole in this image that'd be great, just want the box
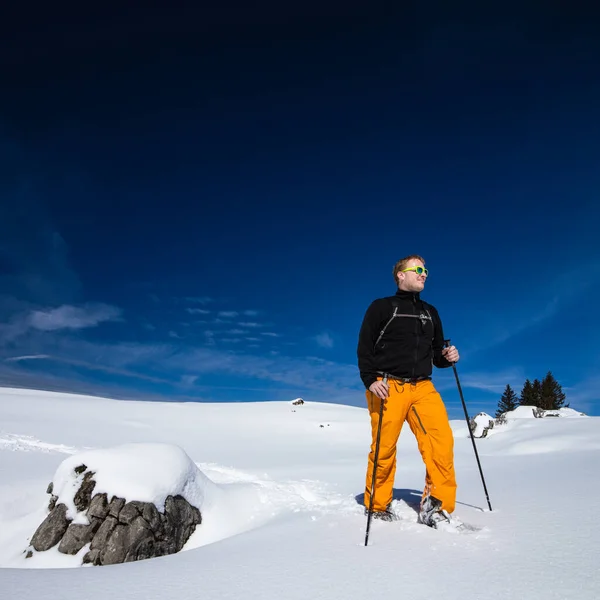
[444,340,493,512]
[364,375,387,546]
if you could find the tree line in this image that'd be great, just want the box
[495,371,567,417]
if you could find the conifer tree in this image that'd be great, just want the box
[519,379,536,406]
[496,384,519,417]
[532,379,542,407]
[541,371,566,410]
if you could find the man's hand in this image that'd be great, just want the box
[442,345,460,363]
[369,380,389,400]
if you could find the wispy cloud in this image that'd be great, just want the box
[455,367,526,394]
[28,303,121,332]
[0,330,364,405]
[184,296,213,304]
[261,332,280,338]
[239,322,262,328]
[563,375,600,414]
[186,308,211,315]
[181,374,198,386]
[315,332,334,348]
[5,354,50,362]
[0,182,81,307]
[464,262,600,357]
[243,310,259,316]
[0,303,122,343]
[218,311,239,318]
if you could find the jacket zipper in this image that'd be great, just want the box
[412,296,418,378]
[412,407,427,434]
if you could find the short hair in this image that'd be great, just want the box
[392,255,425,285]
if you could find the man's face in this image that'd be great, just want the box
[397,258,427,292]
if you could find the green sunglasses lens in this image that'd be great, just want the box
[401,266,429,276]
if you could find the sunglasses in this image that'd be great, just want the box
[401,266,428,276]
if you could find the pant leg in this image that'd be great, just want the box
[364,380,411,511]
[405,380,457,513]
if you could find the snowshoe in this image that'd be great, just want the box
[419,496,450,527]
[364,505,397,522]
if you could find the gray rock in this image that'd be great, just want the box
[88,493,109,520]
[118,501,144,525]
[48,494,58,511]
[31,462,203,566]
[73,470,96,512]
[88,515,119,554]
[30,504,70,551]
[108,496,125,518]
[58,518,102,555]
[163,494,202,552]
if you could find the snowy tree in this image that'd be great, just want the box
[496,384,519,417]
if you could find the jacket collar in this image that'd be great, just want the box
[395,288,420,303]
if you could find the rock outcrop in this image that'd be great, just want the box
[29,463,202,566]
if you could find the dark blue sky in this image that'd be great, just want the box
[2,4,599,417]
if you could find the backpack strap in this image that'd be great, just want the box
[374,298,435,350]
[373,299,400,349]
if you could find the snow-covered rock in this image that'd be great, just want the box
[503,406,587,419]
[28,443,214,565]
[469,412,495,438]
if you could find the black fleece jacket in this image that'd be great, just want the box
[357,289,453,389]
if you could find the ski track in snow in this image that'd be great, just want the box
[0,434,486,554]
[198,461,363,518]
[0,432,80,455]
[0,434,366,537]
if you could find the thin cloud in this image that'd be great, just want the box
[186,308,211,315]
[464,263,600,357]
[243,310,259,316]
[452,367,526,395]
[0,333,365,405]
[5,354,50,362]
[315,332,334,348]
[239,322,262,328]
[181,374,198,386]
[1,303,122,343]
[261,332,280,337]
[0,187,81,306]
[28,303,122,332]
[218,311,239,318]
[184,296,213,304]
[563,375,600,414]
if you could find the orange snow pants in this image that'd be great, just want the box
[364,378,456,513]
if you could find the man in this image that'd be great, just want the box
[357,254,460,528]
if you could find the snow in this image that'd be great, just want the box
[504,405,587,419]
[1,386,599,600]
[51,443,213,519]
[470,411,495,437]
